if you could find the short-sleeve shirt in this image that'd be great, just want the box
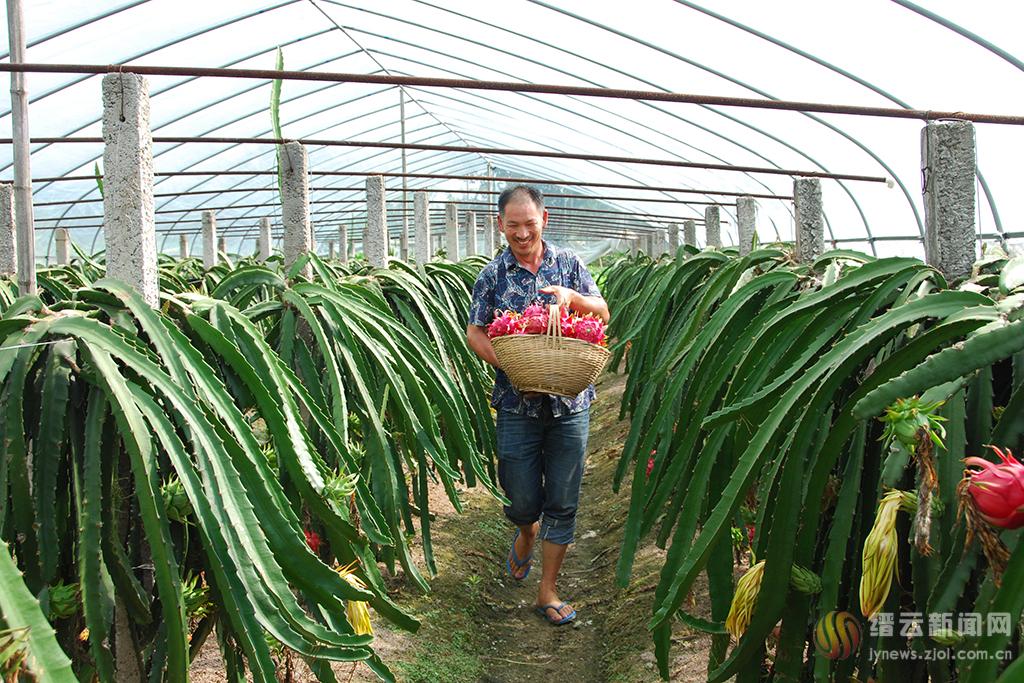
[469,242,602,417]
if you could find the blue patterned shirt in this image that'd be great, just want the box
[469,242,602,417]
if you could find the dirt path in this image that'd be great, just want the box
[364,371,716,683]
[191,371,716,682]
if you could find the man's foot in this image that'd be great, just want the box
[535,600,576,625]
[507,524,538,580]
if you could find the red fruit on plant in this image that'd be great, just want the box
[305,529,322,554]
[746,524,756,546]
[963,446,1024,529]
[646,456,655,478]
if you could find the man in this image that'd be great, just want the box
[466,185,610,626]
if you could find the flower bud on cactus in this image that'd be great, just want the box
[161,475,192,523]
[789,564,822,595]
[323,470,359,505]
[880,397,947,451]
[182,572,211,620]
[46,582,80,620]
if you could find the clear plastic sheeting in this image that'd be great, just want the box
[0,0,1022,263]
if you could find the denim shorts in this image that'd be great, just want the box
[495,404,590,545]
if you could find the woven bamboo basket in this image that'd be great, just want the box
[490,304,610,398]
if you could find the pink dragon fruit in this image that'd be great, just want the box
[521,304,549,335]
[487,311,520,338]
[572,315,606,345]
[560,316,576,338]
[487,305,607,346]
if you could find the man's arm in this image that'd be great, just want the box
[540,285,610,324]
[466,324,500,368]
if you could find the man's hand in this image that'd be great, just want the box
[539,285,576,308]
[539,285,610,324]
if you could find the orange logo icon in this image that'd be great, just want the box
[814,611,861,660]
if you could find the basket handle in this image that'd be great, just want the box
[546,303,561,346]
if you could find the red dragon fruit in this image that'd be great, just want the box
[573,315,606,345]
[487,311,520,338]
[305,529,322,554]
[560,315,576,338]
[521,305,549,334]
[487,305,607,346]
[963,445,1024,529]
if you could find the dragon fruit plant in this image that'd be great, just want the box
[487,303,607,346]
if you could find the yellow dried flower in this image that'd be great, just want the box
[859,490,906,620]
[725,560,766,639]
[336,562,373,636]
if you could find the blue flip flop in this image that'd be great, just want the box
[506,529,532,580]
[535,602,576,626]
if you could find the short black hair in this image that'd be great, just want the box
[497,184,545,216]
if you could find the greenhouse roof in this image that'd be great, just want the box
[2,0,1023,261]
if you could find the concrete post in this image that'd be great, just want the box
[101,73,158,307]
[0,184,15,275]
[482,212,495,256]
[466,211,478,257]
[258,217,272,261]
[400,214,409,261]
[178,234,189,259]
[793,178,824,263]
[280,141,312,275]
[414,191,431,263]
[659,228,670,254]
[55,228,69,265]
[445,203,459,261]
[737,197,757,255]
[705,206,721,248]
[364,175,388,267]
[217,236,227,255]
[202,211,217,269]
[328,241,335,259]
[489,214,501,253]
[668,223,680,252]
[338,223,349,264]
[922,121,977,281]
[684,219,697,248]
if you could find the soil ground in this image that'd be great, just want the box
[191,371,717,682]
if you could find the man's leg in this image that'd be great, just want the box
[536,408,590,620]
[496,409,544,578]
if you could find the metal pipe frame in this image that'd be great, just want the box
[7,1,1018,259]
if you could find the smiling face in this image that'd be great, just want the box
[498,195,547,261]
